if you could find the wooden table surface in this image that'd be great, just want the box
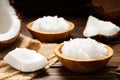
[21,16,120,80]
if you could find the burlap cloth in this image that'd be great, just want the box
[0,34,58,80]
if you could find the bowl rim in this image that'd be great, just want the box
[54,42,113,62]
[26,21,75,35]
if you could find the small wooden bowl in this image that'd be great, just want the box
[27,21,74,43]
[54,43,113,73]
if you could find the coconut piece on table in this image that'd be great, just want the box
[83,16,120,43]
[4,48,48,72]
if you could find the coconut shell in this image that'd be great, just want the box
[0,34,20,49]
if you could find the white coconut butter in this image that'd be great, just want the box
[32,16,70,32]
[62,38,107,60]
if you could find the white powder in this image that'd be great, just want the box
[62,38,107,60]
[32,16,70,32]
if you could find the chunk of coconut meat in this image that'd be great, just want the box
[4,48,48,72]
[83,16,120,37]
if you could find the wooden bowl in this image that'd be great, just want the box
[54,43,113,73]
[26,21,74,43]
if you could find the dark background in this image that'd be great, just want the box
[11,0,92,16]
[11,0,120,26]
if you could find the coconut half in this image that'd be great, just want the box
[83,16,120,43]
[0,0,21,48]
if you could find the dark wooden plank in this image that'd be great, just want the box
[34,65,118,80]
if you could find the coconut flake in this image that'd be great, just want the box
[83,16,120,37]
[62,38,107,60]
[4,48,48,72]
[32,16,70,32]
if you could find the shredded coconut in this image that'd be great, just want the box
[62,38,107,60]
[32,16,70,32]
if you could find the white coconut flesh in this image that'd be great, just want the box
[0,0,20,42]
[83,16,120,37]
[4,48,48,72]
